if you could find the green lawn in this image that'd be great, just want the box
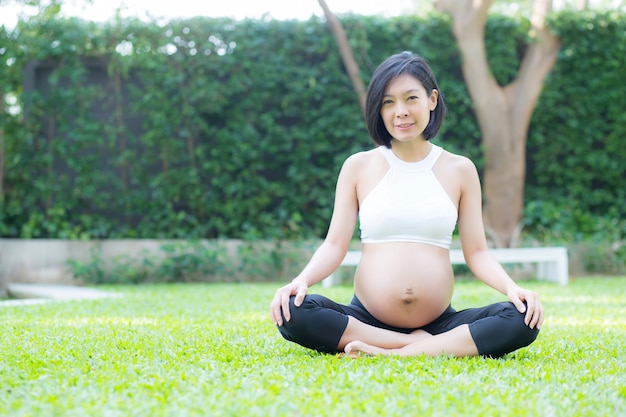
[1,277,624,417]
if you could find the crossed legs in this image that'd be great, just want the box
[341,317,478,357]
[278,294,538,358]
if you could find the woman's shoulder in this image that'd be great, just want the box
[438,147,478,174]
[343,146,382,168]
[336,147,386,184]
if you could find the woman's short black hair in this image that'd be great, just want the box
[365,51,447,148]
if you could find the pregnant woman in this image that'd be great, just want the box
[269,51,543,358]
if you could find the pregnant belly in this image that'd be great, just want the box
[353,243,454,328]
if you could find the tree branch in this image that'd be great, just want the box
[318,0,367,118]
[506,0,560,128]
[435,0,493,34]
[436,0,501,125]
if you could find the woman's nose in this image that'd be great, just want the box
[396,106,408,117]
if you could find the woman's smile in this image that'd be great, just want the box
[381,73,438,143]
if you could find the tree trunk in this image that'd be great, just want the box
[318,0,367,118]
[435,0,560,247]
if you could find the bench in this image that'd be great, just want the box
[322,247,569,287]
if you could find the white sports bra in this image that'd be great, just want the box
[359,144,458,249]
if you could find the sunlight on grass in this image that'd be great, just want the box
[1,278,624,417]
[551,316,626,328]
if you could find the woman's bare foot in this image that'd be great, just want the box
[410,329,432,342]
[344,341,392,357]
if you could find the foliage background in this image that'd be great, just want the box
[1,11,624,245]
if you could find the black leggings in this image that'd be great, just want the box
[278,294,539,357]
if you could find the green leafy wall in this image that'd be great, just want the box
[0,12,624,242]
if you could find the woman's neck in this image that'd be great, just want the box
[390,139,432,162]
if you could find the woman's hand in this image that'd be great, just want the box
[507,286,544,329]
[269,278,309,326]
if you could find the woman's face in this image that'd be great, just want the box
[380,73,438,143]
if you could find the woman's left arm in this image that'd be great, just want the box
[456,158,543,329]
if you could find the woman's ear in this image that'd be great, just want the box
[429,89,439,111]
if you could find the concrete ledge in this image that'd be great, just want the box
[0,298,55,307]
[0,238,164,286]
[7,283,117,300]
[1,284,120,307]
[0,238,321,287]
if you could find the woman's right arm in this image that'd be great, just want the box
[269,154,361,326]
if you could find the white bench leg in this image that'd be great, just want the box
[322,274,335,288]
[537,259,568,285]
[537,261,553,282]
[556,254,569,285]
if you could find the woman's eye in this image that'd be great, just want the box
[382,99,393,105]
[408,96,418,101]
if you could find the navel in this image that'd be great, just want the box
[401,288,416,305]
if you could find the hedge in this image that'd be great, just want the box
[0,11,624,243]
